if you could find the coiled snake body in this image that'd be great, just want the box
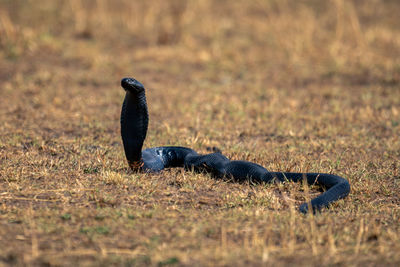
[120,77,350,213]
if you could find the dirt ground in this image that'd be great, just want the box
[1,0,399,266]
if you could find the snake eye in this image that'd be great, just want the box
[121,77,145,93]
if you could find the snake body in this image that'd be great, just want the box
[120,77,350,213]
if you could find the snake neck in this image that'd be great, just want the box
[120,90,149,170]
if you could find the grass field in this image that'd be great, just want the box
[1,0,399,266]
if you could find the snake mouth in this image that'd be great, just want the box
[121,77,145,93]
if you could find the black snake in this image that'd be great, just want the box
[120,77,350,213]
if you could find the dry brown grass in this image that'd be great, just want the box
[1,0,399,266]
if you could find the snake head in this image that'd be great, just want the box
[121,78,145,93]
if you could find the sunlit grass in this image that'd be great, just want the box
[0,0,399,266]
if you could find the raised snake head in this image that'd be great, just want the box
[121,77,145,93]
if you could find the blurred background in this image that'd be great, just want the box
[1,0,399,86]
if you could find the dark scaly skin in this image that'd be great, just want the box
[120,78,350,213]
[120,78,148,170]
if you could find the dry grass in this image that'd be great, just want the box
[1,0,399,266]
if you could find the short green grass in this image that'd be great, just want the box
[1,0,399,266]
